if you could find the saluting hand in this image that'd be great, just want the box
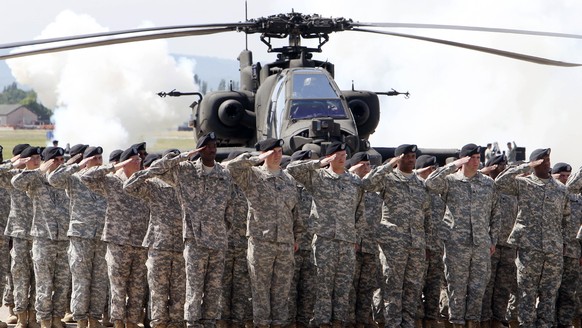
[529,158,544,168]
[66,153,82,165]
[320,154,336,167]
[479,165,497,174]
[186,146,206,159]
[39,159,55,173]
[258,150,274,161]
[453,156,470,168]
[387,154,402,168]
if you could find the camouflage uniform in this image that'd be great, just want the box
[149,155,233,328]
[219,183,252,326]
[48,164,108,322]
[0,187,10,317]
[123,170,186,328]
[286,160,365,326]
[288,187,315,327]
[226,154,302,326]
[0,165,35,315]
[348,191,382,326]
[496,164,571,328]
[362,165,430,328]
[425,163,498,325]
[481,191,519,323]
[81,165,149,324]
[11,169,71,322]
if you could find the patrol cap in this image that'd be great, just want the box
[20,146,42,158]
[83,146,103,159]
[485,154,507,167]
[109,149,123,163]
[196,132,217,148]
[69,144,89,157]
[131,142,147,152]
[143,153,161,168]
[324,142,346,156]
[350,152,370,166]
[255,138,284,152]
[42,147,65,161]
[394,144,417,157]
[529,148,551,161]
[290,150,312,162]
[552,162,571,174]
[13,143,31,156]
[415,155,437,169]
[163,148,181,157]
[460,143,481,157]
[119,147,139,162]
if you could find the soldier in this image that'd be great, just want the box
[0,145,38,328]
[479,154,518,328]
[81,147,149,328]
[285,150,316,328]
[348,152,382,328]
[47,146,108,328]
[286,141,365,328]
[425,143,498,328]
[11,147,71,328]
[123,151,186,328]
[495,148,570,328]
[148,132,234,328]
[226,138,302,328]
[559,163,582,328]
[108,150,123,165]
[362,145,430,328]
[414,155,447,327]
[218,151,253,328]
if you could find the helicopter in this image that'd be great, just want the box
[2,10,582,163]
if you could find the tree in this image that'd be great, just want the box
[0,82,53,121]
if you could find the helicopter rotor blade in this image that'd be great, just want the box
[0,22,253,50]
[354,22,582,40]
[353,28,582,67]
[0,27,235,61]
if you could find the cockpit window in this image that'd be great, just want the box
[290,72,347,119]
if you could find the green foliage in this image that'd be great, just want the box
[0,82,52,121]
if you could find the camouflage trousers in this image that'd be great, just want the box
[514,249,562,328]
[184,240,225,326]
[31,238,71,321]
[348,251,378,325]
[219,246,252,324]
[0,237,9,308]
[247,237,294,326]
[4,269,13,307]
[311,235,355,326]
[68,237,108,321]
[379,244,425,328]
[556,256,579,326]
[105,243,148,324]
[481,245,517,323]
[371,257,385,325]
[421,246,445,321]
[11,237,35,314]
[443,242,490,325]
[288,249,316,326]
[146,248,185,327]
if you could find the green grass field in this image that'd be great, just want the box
[0,128,197,157]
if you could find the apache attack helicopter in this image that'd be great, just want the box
[2,11,582,162]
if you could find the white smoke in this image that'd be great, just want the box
[7,10,196,155]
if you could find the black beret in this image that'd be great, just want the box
[83,146,103,159]
[131,142,147,152]
[485,154,507,167]
[143,153,161,168]
[415,155,437,169]
[225,150,245,161]
[109,149,123,163]
[13,143,31,156]
[290,150,312,162]
[255,138,284,152]
[42,147,65,161]
[163,148,181,157]
[69,144,89,157]
[460,143,481,157]
[20,146,42,159]
[196,132,217,149]
[350,152,370,166]
[529,148,551,161]
[119,147,139,162]
[324,142,346,156]
[394,144,418,157]
[552,162,571,174]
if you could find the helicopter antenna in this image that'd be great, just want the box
[244,1,248,50]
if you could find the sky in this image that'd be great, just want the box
[1,0,582,166]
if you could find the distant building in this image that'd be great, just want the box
[0,104,38,127]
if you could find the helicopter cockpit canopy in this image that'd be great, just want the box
[288,70,347,120]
